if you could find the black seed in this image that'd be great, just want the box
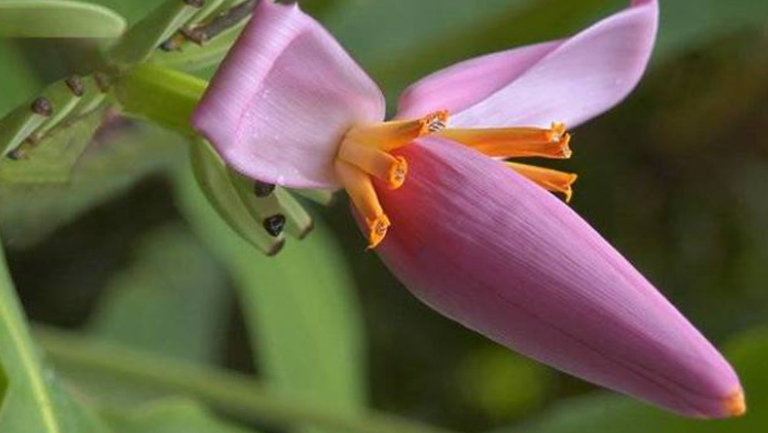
[253,180,276,197]
[65,76,85,96]
[263,214,286,237]
[31,97,53,116]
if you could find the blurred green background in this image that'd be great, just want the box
[1,0,767,432]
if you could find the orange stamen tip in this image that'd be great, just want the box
[419,110,449,136]
[388,156,408,189]
[545,122,572,159]
[508,162,577,203]
[366,213,391,249]
[725,390,746,417]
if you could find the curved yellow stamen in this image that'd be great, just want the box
[335,160,390,248]
[438,122,571,159]
[507,162,578,202]
[338,139,408,189]
[343,110,448,151]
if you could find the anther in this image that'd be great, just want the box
[253,180,276,197]
[65,76,86,97]
[423,110,448,133]
[31,97,53,116]
[366,213,391,249]
[263,214,286,237]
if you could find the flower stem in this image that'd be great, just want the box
[115,64,206,134]
[35,326,455,433]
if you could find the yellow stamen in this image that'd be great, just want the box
[438,122,571,159]
[725,390,746,417]
[335,160,390,248]
[508,162,578,202]
[338,138,408,189]
[344,110,448,151]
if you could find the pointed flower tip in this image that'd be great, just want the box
[724,390,746,418]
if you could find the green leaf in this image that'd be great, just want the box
[494,329,768,433]
[0,235,112,433]
[174,164,367,430]
[0,0,126,38]
[104,399,260,433]
[0,358,7,409]
[87,225,230,364]
[0,41,41,118]
[38,327,454,433]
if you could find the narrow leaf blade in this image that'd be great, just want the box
[0,0,127,38]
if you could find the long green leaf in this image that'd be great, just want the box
[87,225,230,364]
[0,358,7,410]
[0,234,112,433]
[38,327,455,433]
[0,0,126,38]
[174,163,367,431]
[104,399,260,433]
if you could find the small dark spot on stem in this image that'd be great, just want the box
[263,214,286,237]
[184,0,205,8]
[65,76,85,97]
[31,97,53,116]
[253,180,276,197]
[94,72,111,92]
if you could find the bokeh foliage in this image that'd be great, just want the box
[1,0,767,433]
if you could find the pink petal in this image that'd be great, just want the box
[397,0,658,129]
[396,41,559,120]
[192,1,385,189]
[371,137,741,418]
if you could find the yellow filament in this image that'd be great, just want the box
[344,110,448,151]
[335,160,390,248]
[508,162,578,202]
[438,122,571,159]
[338,139,408,189]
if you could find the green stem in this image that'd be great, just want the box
[35,326,456,433]
[115,64,206,134]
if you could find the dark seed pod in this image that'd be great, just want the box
[263,214,286,237]
[31,97,53,116]
[253,180,276,197]
[65,76,85,97]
